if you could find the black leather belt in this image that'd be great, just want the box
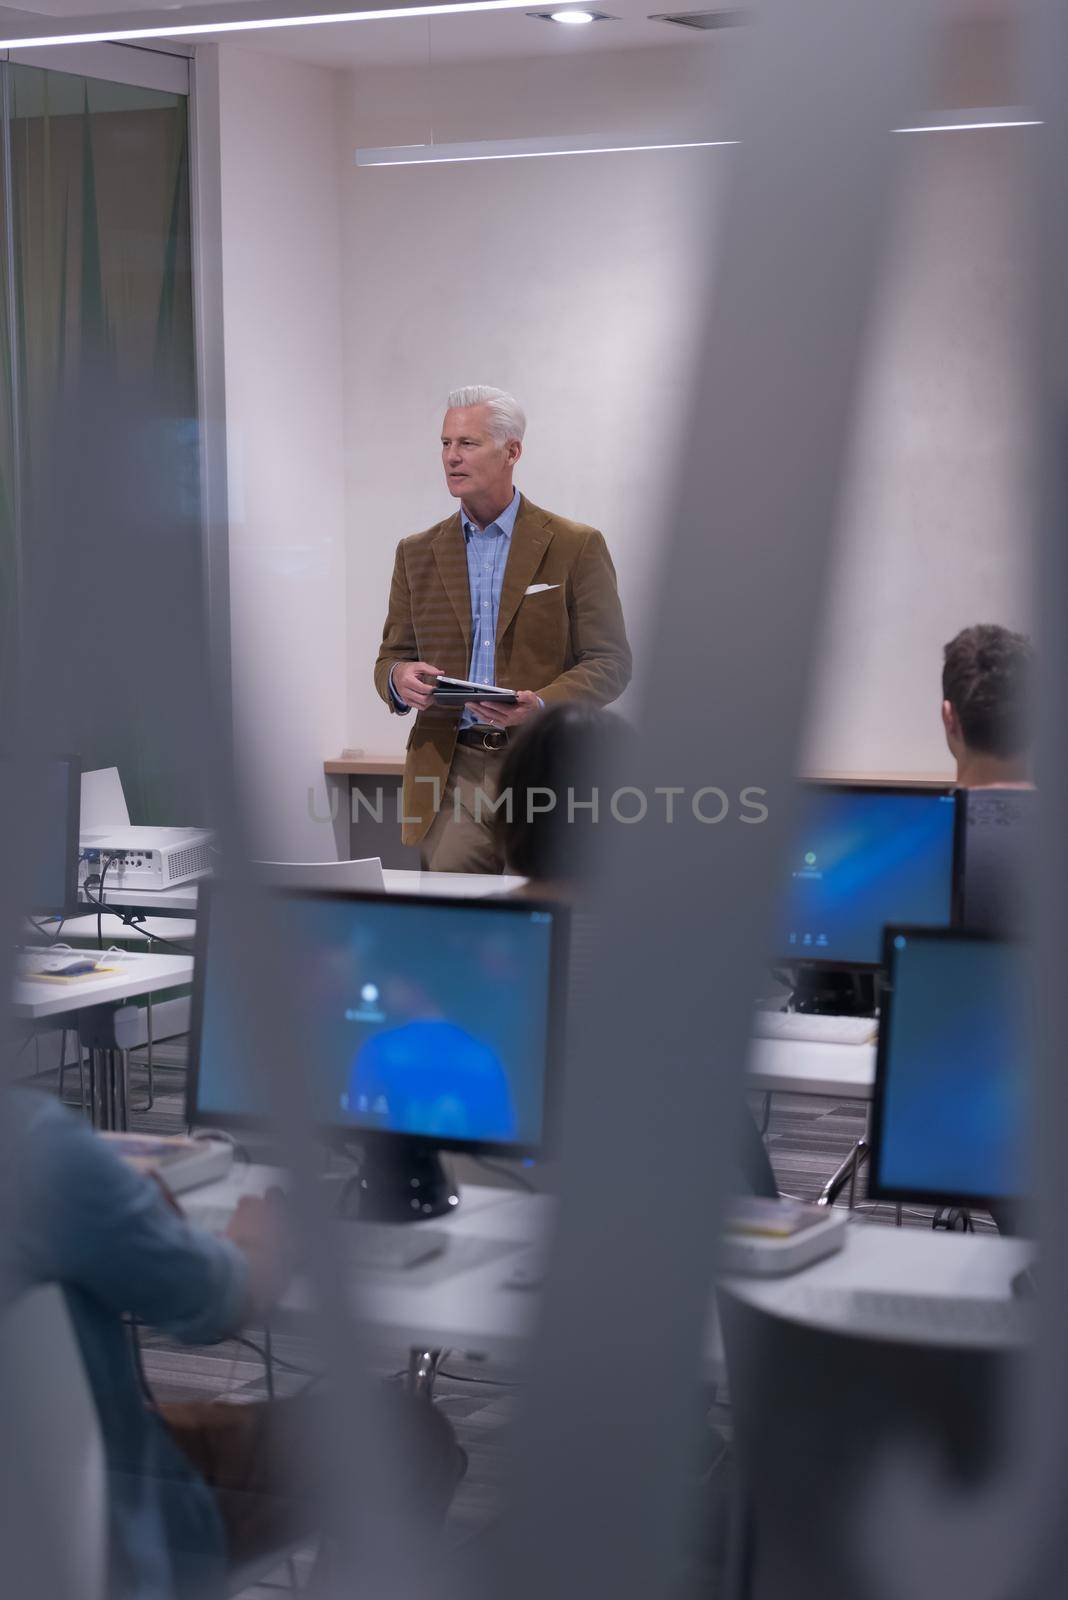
[456,727,509,752]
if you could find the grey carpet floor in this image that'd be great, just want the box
[27,1036,996,1597]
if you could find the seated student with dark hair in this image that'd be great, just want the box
[941,627,1033,1238]
[1,1088,463,1600]
[492,700,623,886]
[493,704,777,1200]
[941,623,1034,789]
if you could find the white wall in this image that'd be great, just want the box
[803,125,1033,776]
[216,45,350,855]
[212,39,1033,814]
[339,48,1032,775]
[342,48,725,760]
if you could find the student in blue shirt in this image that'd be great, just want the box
[1,1088,462,1600]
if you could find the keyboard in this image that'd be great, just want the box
[752,1011,877,1046]
[784,1285,1032,1346]
[187,1205,446,1271]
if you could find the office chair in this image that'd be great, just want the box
[0,1285,107,1600]
[718,1287,1016,1600]
[0,1286,308,1599]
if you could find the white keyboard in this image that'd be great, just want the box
[752,1011,877,1046]
[785,1286,1032,1346]
[187,1206,445,1271]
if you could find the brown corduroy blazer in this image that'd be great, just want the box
[373,495,632,845]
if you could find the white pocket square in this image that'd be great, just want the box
[524,582,560,595]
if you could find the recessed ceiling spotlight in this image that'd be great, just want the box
[527,8,616,23]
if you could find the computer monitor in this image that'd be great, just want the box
[956,787,1034,937]
[188,885,568,1218]
[775,784,961,969]
[868,927,1030,1208]
[3,754,81,918]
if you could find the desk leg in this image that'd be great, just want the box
[87,1050,101,1128]
[816,1137,870,1209]
[99,1049,121,1132]
[406,1348,443,1400]
[847,1136,869,1209]
[119,1049,130,1131]
[145,999,155,1110]
[104,1050,115,1131]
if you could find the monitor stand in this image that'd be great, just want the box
[789,967,876,1018]
[339,1143,459,1223]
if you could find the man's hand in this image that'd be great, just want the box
[466,689,542,728]
[392,661,443,711]
[224,1190,295,1321]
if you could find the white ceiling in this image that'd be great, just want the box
[2,0,726,67]
[0,0,1021,76]
[201,2,720,70]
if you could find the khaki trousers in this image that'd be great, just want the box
[419,743,508,874]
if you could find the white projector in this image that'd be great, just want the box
[80,827,214,891]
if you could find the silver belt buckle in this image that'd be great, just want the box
[482,729,506,751]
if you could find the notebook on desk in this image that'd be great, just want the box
[16,951,123,982]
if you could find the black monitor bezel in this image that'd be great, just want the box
[867,922,1022,1209]
[775,781,964,972]
[954,784,1035,934]
[4,752,82,920]
[186,881,569,1161]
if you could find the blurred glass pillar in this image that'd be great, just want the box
[1,59,205,819]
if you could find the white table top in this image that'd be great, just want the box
[47,915,198,946]
[88,881,201,912]
[746,1038,876,1101]
[182,1167,1028,1369]
[725,1220,1030,1339]
[382,868,527,898]
[12,951,195,1021]
[87,869,524,911]
[183,1167,549,1364]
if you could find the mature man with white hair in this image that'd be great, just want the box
[374,386,632,872]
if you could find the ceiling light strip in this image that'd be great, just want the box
[357,112,1042,166]
[893,119,1042,133]
[357,134,739,165]
[0,0,547,52]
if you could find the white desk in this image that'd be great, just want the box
[14,951,195,1130]
[182,1169,1028,1371]
[86,871,520,910]
[85,881,202,913]
[382,868,527,898]
[746,1038,876,1102]
[183,1168,550,1366]
[12,950,195,1023]
[50,914,198,947]
[725,1221,1030,1339]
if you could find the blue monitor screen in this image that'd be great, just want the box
[775,788,958,965]
[193,893,558,1151]
[872,933,1030,1204]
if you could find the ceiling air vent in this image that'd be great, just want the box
[649,8,749,30]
